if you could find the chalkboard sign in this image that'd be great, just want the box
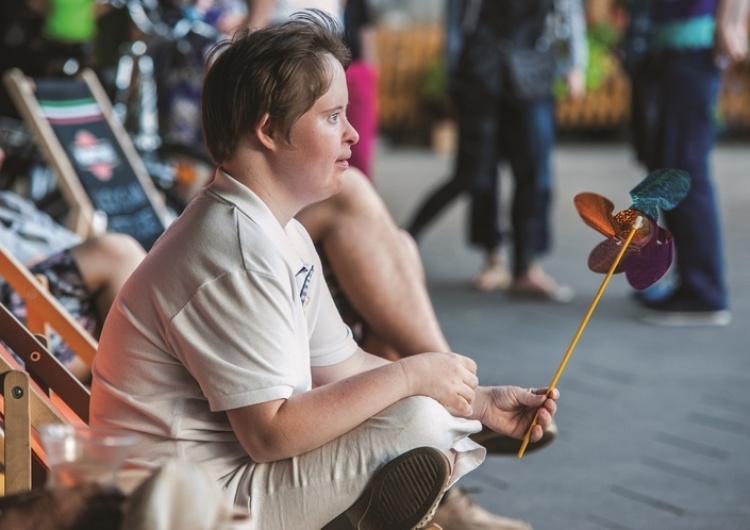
[3,69,171,251]
[33,78,165,249]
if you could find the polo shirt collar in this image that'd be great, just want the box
[207,169,309,276]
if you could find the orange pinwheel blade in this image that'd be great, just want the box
[574,193,617,238]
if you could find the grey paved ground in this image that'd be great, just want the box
[372,141,750,530]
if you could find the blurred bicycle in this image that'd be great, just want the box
[106,0,221,209]
[0,0,222,216]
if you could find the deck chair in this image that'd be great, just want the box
[0,302,90,494]
[0,240,97,368]
[2,68,171,250]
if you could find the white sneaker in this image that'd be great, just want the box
[432,488,532,530]
[638,308,732,327]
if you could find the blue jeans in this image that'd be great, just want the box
[468,96,555,275]
[407,92,556,277]
[629,50,728,310]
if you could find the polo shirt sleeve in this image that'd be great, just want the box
[167,267,309,412]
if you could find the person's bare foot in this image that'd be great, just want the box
[472,254,511,292]
[510,265,573,303]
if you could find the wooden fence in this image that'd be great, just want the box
[375,24,750,144]
[375,24,445,143]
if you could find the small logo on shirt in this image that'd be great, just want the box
[297,264,314,308]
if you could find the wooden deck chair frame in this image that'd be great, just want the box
[0,240,97,368]
[0,303,89,423]
[0,366,30,495]
[0,303,90,494]
[2,68,171,249]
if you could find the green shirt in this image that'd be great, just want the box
[44,0,97,43]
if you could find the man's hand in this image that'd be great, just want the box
[399,352,479,417]
[473,386,559,441]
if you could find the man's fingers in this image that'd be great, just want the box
[447,395,473,417]
[530,423,545,442]
[535,408,552,431]
[457,384,475,404]
[460,354,478,374]
[529,387,560,402]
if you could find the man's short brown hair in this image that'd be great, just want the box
[201,10,351,165]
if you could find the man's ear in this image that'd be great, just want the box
[256,113,276,150]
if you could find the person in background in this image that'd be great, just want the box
[1,145,146,383]
[407,0,587,302]
[342,0,379,179]
[89,13,558,528]
[622,0,749,326]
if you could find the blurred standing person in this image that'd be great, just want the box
[407,0,587,301]
[343,0,379,179]
[623,0,749,326]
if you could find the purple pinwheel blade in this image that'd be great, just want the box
[574,193,617,238]
[587,239,629,274]
[629,168,691,220]
[625,226,674,290]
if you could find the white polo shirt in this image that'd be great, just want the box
[90,170,358,478]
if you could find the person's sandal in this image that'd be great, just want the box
[470,419,558,456]
[322,446,451,530]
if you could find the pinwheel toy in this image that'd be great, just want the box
[517,168,691,458]
[574,168,691,290]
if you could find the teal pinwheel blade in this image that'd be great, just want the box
[629,168,691,220]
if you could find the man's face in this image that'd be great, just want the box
[278,54,359,208]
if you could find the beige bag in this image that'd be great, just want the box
[122,461,251,530]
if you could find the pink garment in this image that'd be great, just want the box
[345,60,378,180]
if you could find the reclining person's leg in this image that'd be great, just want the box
[22,233,145,382]
[69,233,146,326]
[297,168,450,361]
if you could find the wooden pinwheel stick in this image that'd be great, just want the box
[517,216,644,459]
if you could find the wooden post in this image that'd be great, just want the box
[2,370,31,494]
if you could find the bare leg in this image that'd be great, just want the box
[297,168,450,360]
[69,233,145,327]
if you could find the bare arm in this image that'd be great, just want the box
[226,348,478,462]
[243,0,277,29]
[716,0,750,63]
[359,24,378,65]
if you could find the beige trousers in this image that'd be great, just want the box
[225,396,485,530]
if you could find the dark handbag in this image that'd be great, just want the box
[503,48,557,101]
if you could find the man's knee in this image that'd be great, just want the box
[335,167,388,219]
